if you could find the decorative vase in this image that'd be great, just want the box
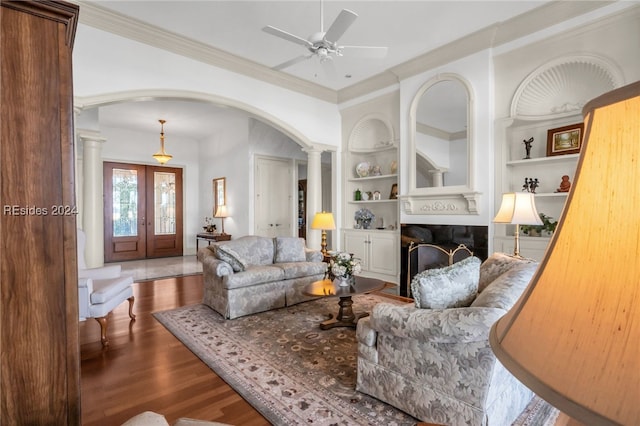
[362,220,371,229]
[336,275,351,287]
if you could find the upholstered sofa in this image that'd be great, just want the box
[198,235,327,319]
[356,253,539,425]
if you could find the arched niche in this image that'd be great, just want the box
[405,73,480,215]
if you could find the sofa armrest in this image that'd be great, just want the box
[370,303,506,343]
[78,264,122,280]
[199,247,234,277]
[305,248,323,263]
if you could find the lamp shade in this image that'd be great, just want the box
[214,205,229,218]
[310,212,336,230]
[493,192,542,225]
[490,81,640,425]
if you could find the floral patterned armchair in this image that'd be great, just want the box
[356,253,539,425]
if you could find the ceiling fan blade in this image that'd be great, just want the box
[273,54,313,71]
[323,9,357,43]
[339,45,388,58]
[263,25,312,48]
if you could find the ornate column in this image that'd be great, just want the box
[429,169,446,187]
[303,147,323,251]
[77,130,106,268]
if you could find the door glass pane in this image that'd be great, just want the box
[154,171,176,235]
[112,168,138,237]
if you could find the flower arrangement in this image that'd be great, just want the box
[203,217,217,233]
[329,251,362,279]
[354,208,375,229]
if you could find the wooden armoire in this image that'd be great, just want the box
[1,1,80,424]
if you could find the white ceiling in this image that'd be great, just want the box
[92,0,548,91]
[80,0,571,140]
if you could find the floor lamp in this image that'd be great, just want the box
[490,81,640,425]
[310,212,335,257]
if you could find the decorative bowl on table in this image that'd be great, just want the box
[355,162,371,177]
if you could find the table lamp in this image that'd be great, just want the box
[311,211,336,256]
[493,192,542,257]
[214,205,229,235]
[490,81,640,425]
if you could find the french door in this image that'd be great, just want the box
[104,162,183,262]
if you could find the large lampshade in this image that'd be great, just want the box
[490,81,640,425]
[311,211,336,256]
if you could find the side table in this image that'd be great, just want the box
[196,233,231,252]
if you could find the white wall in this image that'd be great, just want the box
[73,24,341,148]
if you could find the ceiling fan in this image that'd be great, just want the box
[262,1,388,72]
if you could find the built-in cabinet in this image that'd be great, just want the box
[344,230,398,277]
[343,115,400,284]
[1,1,80,423]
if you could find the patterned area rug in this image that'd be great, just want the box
[154,295,558,426]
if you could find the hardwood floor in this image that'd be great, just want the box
[79,275,269,426]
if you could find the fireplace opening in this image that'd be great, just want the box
[400,224,488,297]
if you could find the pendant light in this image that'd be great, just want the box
[152,119,173,165]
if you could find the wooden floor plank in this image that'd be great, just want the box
[79,275,269,426]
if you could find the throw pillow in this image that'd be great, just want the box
[274,237,306,263]
[214,245,248,272]
[478,252,535,292]
[411,256,481,309]
[471,262,538,310]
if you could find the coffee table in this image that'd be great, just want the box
[303,276,386,330]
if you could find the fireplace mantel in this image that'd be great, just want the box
[401,192,481,215]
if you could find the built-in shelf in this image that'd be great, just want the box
[348,173,397,182]
[348,199,397,204]
[506,154,580,166]
[534,192,569,198]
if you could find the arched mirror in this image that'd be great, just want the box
[406,74,479,214]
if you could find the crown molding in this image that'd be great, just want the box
[337,1,616,104]
[73,0,618,106]
[74,1,337,103]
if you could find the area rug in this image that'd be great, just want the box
[154,295,558,426]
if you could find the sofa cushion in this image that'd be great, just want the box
[478,252,535,292]
[471,262,538,310]
[275,261,328,280]
[274,237,306,263]
[214,245,248,272]
[223,265,285,289]
[411,256,481,309]
[217,235,275,266]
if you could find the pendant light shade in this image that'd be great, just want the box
[490,81,640,425]
[153,119,173,165]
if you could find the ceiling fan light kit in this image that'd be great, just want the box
[262,2,387,73]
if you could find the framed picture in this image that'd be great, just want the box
[212,177,226,216]
[546,123,584,156]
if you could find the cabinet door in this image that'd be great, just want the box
[344,231,369,271]
[369,232,397,275]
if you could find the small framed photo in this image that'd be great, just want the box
[546,123,584,156]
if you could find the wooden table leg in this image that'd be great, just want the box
[319,296,370,330]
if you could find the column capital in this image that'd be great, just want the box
[302,142,336,154]
[77,129,107,144]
